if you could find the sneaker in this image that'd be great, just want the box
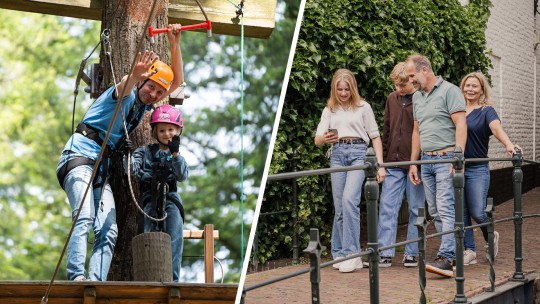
[425,256,453,278]
[339,254,363,273]
[463,249,477,265]
[332,258,344,270]
[379,256,392,268]
[485,231,500,260]
[73,275,86,282]
[402,255,418,267]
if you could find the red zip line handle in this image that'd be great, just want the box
[148,20,212,40]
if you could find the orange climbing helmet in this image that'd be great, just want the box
[148,60,174,90]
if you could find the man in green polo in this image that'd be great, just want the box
[406,54,467,278]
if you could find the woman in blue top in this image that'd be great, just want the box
[460,72,519,265]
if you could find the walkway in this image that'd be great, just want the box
[243,186,540,303]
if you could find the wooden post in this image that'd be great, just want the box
[83,287,96,304]
[132,232,173,282]
[204,224,215,283]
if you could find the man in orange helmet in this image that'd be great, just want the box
[56,24,184,281]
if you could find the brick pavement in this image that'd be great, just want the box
[243,187,540,303]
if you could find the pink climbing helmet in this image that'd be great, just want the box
[150,105,183,128]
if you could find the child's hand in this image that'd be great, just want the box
[167,135,180,154]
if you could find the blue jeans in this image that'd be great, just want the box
[329,143,367,258]
[144,202,184,281]
[421,153,455,260]
[378,167,425,257]
[464,163,490,251]
[58,152,118,281]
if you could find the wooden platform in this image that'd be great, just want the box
[0,281,238,304]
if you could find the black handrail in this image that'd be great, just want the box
[244,148,537,304]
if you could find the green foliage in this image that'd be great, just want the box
[257,0,492,263]
[0,11,100,280]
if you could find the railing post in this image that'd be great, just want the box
[485,197,495,291]
[303,228,325,304]
[416,207,427,304]
[451,146,467,303]
[511,148,525,281]
[364,147,379,304]
[292,150,299,265]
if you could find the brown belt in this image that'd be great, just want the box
[423,148,454,156]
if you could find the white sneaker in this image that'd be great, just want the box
[73,275,86,282]
[463,249,477,265]
[332,258,344,270]
[339,255,362,273]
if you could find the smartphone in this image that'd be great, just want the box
[328,128,338,137]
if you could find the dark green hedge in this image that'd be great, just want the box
[256,0,492,263]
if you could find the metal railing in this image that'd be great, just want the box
[242,147,540,304]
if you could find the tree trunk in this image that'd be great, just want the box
[99,0,170,281]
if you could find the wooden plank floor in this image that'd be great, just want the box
[0,281,238,304]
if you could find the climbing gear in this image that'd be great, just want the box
[137,144,185,232]
[147,60,174,90]
[148,20,212,41]
[150,105,183,127]
[147,0,212,43]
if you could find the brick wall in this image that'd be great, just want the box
[483,0,540,197]
[485,0,536,170]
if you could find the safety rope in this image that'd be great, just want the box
[41,1,161,302]
[227,0,246,265]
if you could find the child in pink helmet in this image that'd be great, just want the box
[131,104,188,282]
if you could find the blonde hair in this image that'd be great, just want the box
[390,62,409,84]
[460,72,491,106]
[327,68,365,112]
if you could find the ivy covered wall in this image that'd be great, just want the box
[256,0,492,263]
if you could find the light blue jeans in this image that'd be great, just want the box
[378,167,425,257]
[421,153,455,260]
[58,152,118,281]
[144,201,184,281]
[464,163,490,251]
[329,143,367,258]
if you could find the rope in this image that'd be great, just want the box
[41,2,161,303]
[227,0,246,265]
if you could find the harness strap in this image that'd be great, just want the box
[56,123,112,189]
[76,122,104,147]
[56,157,95,189]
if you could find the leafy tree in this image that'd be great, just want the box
[257,0,492,263]
[0,11,99,280]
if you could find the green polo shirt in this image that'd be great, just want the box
[412,76,466,151]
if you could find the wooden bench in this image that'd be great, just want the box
[183,224,219,283]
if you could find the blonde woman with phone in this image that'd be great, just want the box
[314,68,385,273]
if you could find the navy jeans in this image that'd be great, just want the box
[464,163,490,251]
